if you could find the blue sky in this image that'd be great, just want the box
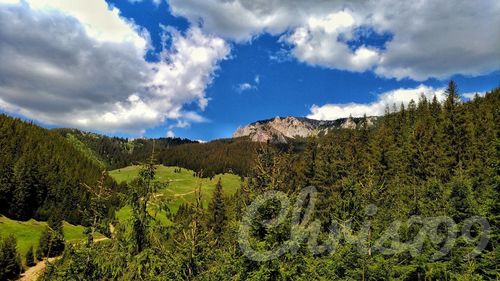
[0,0,498,140]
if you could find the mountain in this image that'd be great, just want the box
[233,116,378,143]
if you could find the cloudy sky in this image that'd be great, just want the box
[0,0,498,140]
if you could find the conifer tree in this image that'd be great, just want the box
[25,246,35,267]
[12,154,41,220]
[82,170,111,245]
[130,142,158,253]
[208,178,226,241]
[0,235,22,280]
[38,213,65,258]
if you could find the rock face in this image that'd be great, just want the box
[233,116,377,143]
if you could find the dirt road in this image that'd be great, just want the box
[18,257,58,281]
[17,236,110,281]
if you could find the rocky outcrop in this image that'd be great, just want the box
[233,116,377,143]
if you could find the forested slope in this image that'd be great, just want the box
[55,129,197,170]
[55,129,258,177]
[0,115,115,224]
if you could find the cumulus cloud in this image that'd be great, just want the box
[0,0,229,134]
[284,10,380,72]
[307,85,446,120]
[168,0,500,80]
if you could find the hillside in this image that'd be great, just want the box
[54,128,198,170]
[55,128,259,177]
[0,216,100,260]
[109,165,242,223]
[0,115,117,225]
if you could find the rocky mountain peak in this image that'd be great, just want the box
[233,116,377,143]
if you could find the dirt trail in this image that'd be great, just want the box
[17,236,110,281]
[18,257,58,281]
[173,190,195,197]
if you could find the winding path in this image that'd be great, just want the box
[17,236,110,281]
[18,257,58,281]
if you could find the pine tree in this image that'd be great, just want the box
[38,213,65,258]
[82,170,111,246]
[0,235,22,280]
[25,246,35,267]
[208,178,226,241]
[442,80,468,173]
[174,184,213,279]
[12,154,42,220]
[0,157,14,215]
[130,143,158,253]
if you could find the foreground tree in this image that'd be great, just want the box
[208,178,226,242]
[0,235,22,280]
[25,246,35,267]
[38,214,65,258]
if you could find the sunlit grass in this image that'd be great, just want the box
[0,215,101,260]
[110,165,242,224]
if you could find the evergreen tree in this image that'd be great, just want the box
[12,154,41,220]
[0,235,22,280]
[38,213,65,258]
[442,80,470,174]
[208,178,226,241]
[25,246,35,267]
[129,144,158,253]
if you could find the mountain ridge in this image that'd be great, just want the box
[233,116,378,143]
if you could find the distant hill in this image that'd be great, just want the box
[54,129,258,177]
[54,128,197,170]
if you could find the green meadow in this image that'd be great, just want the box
[0,215,97,259]
[110,165,242,223]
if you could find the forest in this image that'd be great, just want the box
[55,128,259,178]
[0,115,118,225]
[0,82,498,280]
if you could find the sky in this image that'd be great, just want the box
[0,0,498,141]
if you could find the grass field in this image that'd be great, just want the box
[110,165,242,223]
[0,215,98,259]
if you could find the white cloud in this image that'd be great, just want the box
[27,0,149,51]
[166,130,175,138]
[237,83,253,92]
[168,0,500,80]
[307,85,446,120]
[461,91,486,101]
[129,0,162,5]
[236,75,260,93]
[284,10,380,72]
[0,1,229,134]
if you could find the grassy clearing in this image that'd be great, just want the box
[0,215,98,259]
[110,165,242,223]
